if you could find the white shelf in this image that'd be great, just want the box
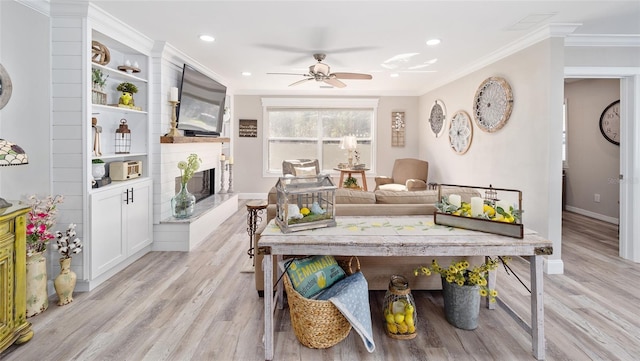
[91,152,147,161]
[91,62,148,83]
[92,104,148,115]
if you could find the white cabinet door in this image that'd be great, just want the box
[125,180,152,255]
[90,186,126,278]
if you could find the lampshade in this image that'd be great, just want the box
[0,138,28,210]
[0,138,28,166]
[340,135,358,150]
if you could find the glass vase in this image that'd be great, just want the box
[171,182,196,218]
[382,274,417,339]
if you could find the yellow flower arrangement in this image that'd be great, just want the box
[414,257,509,302]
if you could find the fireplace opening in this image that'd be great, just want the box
[175,168,215,203]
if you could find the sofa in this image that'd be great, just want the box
[254,186,483,296]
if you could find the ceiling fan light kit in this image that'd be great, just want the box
[268,53,373,88]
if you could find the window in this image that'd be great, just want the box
[262,98,378,175]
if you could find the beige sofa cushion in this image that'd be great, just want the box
[375,190,439,204]
[335,188,376,204]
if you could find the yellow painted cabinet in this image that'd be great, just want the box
[0,204,33,353]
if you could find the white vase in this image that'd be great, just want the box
[26,252,48,317]
[92,163,105,180]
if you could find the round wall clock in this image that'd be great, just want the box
[428,99,447,137]
[599,100,620,145]
[0,63,13,110]
[449,110,473,154]
[473,76,513,132]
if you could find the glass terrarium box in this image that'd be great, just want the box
[434,184,524,238]
[275,175,337,233]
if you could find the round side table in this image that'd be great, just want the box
[246,200,268,264]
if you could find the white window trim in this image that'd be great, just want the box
[261,98,379,177]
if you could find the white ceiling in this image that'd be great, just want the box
[90,0,640,96]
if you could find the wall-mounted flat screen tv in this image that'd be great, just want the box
[177,64,226,137]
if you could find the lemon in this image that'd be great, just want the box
[404,304,414,314]
[393,313,405,324]
[300,207,310,216]
[483,204,496,217]
[405,314,414,327]
[316,273,326,288]
[397,322,408,334]
[385,313,395,324]
[387,322,398,334]
[408,325,416,333]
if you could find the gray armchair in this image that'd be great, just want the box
[374,158,429,191]
[281,159,320,177]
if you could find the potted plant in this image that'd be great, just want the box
[343,176,359,189]
[117,82,138,106]
[25,194,64,317]
[91,158,105,180]
[91,68,108,91]
[52,223,83,306]
[414,257,508,330]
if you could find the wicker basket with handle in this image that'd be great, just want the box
[283,256,360,349]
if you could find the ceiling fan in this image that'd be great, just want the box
[268,53,372,88]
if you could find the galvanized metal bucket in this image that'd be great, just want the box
[442,279,480,330]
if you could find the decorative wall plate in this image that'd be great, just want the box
[599,100,620,145]
[0,63,13,110]
[473,76,513,132]
[428,99,447,137]
[449,110,473,154]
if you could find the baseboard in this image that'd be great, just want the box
[544,258,564,275]
[565,206,618,225]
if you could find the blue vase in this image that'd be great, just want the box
[171,183,196,218]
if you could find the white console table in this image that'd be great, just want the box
[258,216,553,360]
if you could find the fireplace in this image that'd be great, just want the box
[175,168,215,203]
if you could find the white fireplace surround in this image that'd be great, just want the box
[154,141,238,251]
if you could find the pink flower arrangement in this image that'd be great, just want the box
[26,194,64,257]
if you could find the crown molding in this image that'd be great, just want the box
[419,23,582,94]
[565,34,640,47]
[15,0,50,16]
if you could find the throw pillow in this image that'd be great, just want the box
[378,183,408,192]
[283,255,346,298]
[294,166,317,177]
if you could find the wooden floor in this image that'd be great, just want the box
[4,204,639,361]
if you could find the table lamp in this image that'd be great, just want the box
[340,135,357,168]
[0,138,29,209]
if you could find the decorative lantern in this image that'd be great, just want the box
[383,275,417,339]
[115,118,131,154]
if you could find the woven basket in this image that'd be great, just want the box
[283,256,360,349]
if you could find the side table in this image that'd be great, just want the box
[246,200,268,265]
[333,168,370,191]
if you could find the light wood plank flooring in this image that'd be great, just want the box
[3,204,638,361]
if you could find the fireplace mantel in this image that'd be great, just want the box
[160,136,230,144]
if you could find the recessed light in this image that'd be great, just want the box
[199,34,215,42]
[241,72,252,76]
[426,38,441,46]
[390,73,399,78]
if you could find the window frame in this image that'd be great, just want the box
[261,97,379,177]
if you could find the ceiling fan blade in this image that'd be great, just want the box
[289,78,314,87]
[332,72,372,80]
[323,78,346,88]
[267,72,310,76]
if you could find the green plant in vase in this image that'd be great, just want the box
[172,153,201,218]
[91,68,108,91]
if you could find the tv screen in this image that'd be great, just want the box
[177,64,226,137]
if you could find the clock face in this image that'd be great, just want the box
[0,63,13,110]
[473,77,513,132]
[449,110,473,154]
[599,100,620,145]
[428,100,446,137]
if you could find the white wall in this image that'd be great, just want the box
[0,1,51,199]
[232,95,420,194]
[419,38,565,272]
[564,79,620,221]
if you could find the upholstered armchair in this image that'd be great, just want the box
[282,159,320,177]
[374,158,429,191]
